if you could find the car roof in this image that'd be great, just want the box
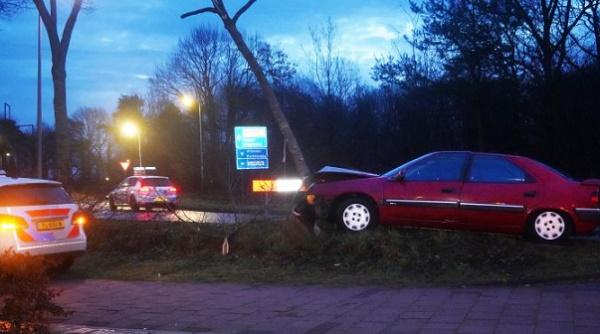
[434,151,526,159]
[0,176,61,188]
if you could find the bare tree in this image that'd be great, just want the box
[512,0,598,81]
[0,0,25,19]
[577,0,600,64]
[72,107,109,182]
[181,0,310,177]
[510,0,599,160]
[308,18,359,103]
[72,107,109,159]
[32,0,83,182]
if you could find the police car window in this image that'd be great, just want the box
[468,155,527,183]
[127,178,139,187]
[142,178,172,187]
[0,184,74,206]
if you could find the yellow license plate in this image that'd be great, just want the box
[155,197,165,202]
[37,220,65,231]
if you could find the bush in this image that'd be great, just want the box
[0,250,70,334]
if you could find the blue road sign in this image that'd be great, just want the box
[236,158,269,170]
[234,126,269,170]
[235,127,268,149]
[236,148,268,159]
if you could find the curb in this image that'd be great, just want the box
[51,324,229,334]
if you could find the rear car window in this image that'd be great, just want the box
[468,155,527,183]
[141,178,172,187]
[0,184,74,206]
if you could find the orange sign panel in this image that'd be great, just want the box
[252,179,274,192]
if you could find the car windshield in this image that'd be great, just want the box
[382,153,434,178]
[0,184,74,206]
[141,178,172,187]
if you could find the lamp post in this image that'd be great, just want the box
[180,94,204,183]
[37,14,43,178]
[121,122,142,167]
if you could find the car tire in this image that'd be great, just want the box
[336,197,378,232]
[129,196,139,212]
[527,210,572,242]
[108,196,117,211]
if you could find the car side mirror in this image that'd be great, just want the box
[394,169,406,181]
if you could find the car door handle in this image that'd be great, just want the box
[523,191,537,198]
[441,188,455,194]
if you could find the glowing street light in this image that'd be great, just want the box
[180,94,204,183]
[121,122,143,167]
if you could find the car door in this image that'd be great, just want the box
[113,179,130,205]
[382,152,468,228]
[460,154,541,234]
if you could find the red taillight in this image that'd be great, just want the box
[0,214,28,231]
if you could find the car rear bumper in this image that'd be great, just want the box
[15,239,86,256]
[136,195,177,205]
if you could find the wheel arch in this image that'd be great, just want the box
[328,192,379,220]
[526,207,575,236]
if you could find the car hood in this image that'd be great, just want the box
[311,166,379,183]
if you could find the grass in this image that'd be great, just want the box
[63,218,600,286]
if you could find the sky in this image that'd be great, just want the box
[0,0,413,126]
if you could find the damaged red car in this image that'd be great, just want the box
[294,151,600,242]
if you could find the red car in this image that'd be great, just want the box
[295,151,600,242]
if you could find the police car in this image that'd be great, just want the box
[0,170,87,271]
[107,167,177,211]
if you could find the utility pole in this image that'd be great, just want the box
[3,102,10,120]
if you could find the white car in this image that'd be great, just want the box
[0,172,87,271]
[107,176,178,211]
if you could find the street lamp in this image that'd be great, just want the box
[121,122,143,167]
[180,94,204,183]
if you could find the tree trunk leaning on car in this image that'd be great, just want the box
[181,0,310,177]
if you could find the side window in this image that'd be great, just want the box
[468,155,527,183]
[118,179,129,188]
[405,153,467,182]
[127,178,139,187]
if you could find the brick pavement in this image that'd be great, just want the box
[50,279,600,334]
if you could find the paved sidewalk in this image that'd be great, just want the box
[51,279,600,334]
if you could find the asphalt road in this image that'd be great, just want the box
[51,279,600,334]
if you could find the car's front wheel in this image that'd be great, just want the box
[336,198,378,232]
[528,210,572,242]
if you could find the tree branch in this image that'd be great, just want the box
[60,0,83,54]
[233,0,256,23]
[50,0,57,25]
[180,7,218,19]
[32,0,60,48]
